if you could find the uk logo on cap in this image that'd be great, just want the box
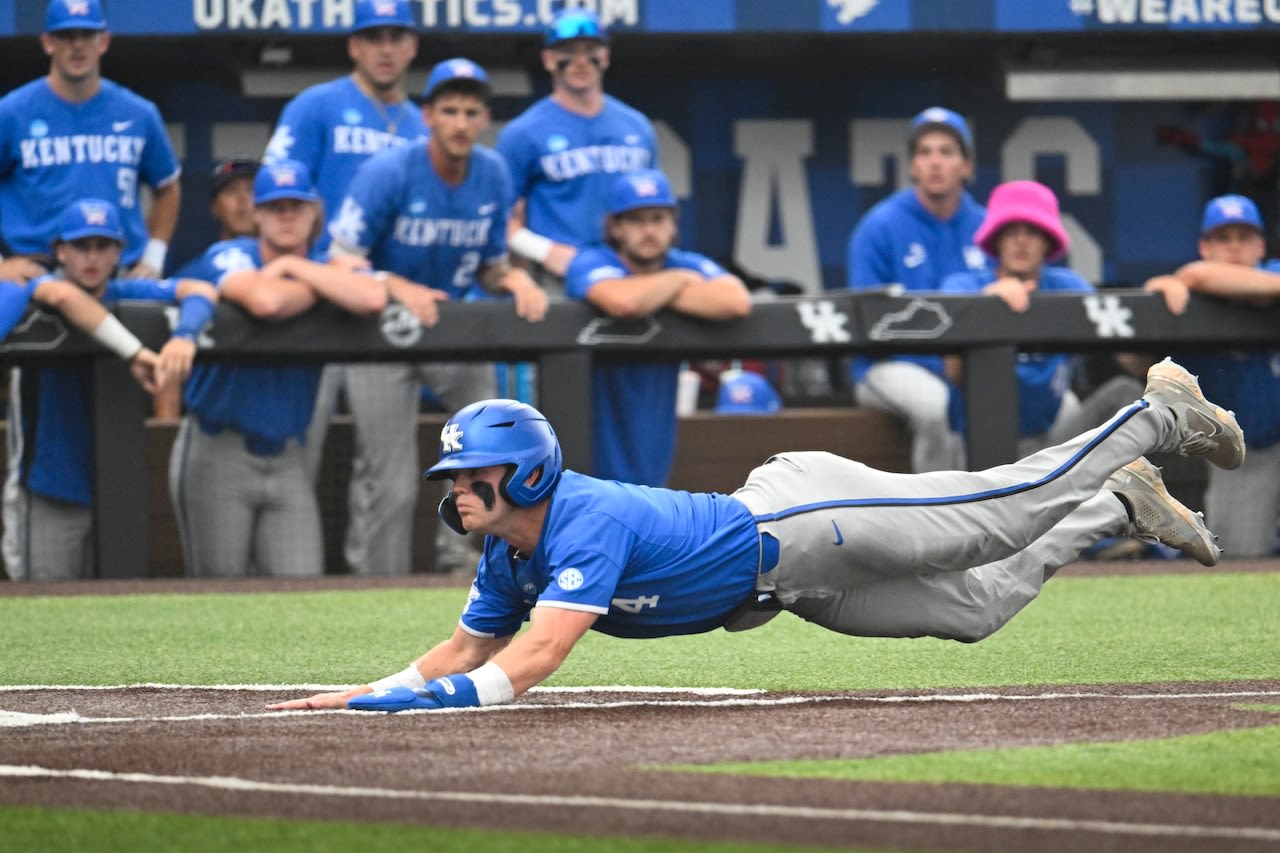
[67,1,89,14]
[374,1,397,14]
[271,166,297,186]
[82,204,108,226]
[630,176,659,197]
[449,59,476,77]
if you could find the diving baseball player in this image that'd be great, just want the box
[270,356,1243,712]
[497,8,659,281]
[0,0,182,278]
[169,160,387,578]
[325,57,548,576]
[3,198,216,581]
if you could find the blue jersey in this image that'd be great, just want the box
[0,79,180,266]
[566,245,729,486]
[459,471,759,640]
[496,96,657,247]
[16,275,182,507]
[1177,259,1280,450]
[941,266,1093,437]
[327,142,510,299]
[180,238,321,447]
[846,188,987,382]
[264,76,427,253]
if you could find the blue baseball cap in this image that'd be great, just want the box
[254,159,318,205]
[607,169,677,216]
[716,371,782,416]
[545,9,608,47]
[57,198,123,244]
[45,0,107,33]
[351,0,414,34]
[909,106,973,159]
[1200,194,1265,236]
[421,57,490,103]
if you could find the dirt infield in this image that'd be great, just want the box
[2,561,1279,852]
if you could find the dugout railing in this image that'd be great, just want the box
[2,289,1276,579]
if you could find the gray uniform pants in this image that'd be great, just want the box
[732,398,1176,642]
[304,361,495,575]
[169,418,323,577]
[3,489,94,581]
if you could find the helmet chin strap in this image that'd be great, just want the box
[437,481,498,536]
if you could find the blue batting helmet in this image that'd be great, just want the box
[425,400,562,528]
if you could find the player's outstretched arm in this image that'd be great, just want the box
[266,626,511,711]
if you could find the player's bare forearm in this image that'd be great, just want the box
[220,270,317,320]
[32,279,110,331]
[484,263,548,322]
[1177,260,1280,301]
[279,256,388,315]
[668,274,753,320]
[174,278,219,304]
[411,627,511,680]
[587,269,694,318]
[489,606,596,695]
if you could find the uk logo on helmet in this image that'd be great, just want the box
[440,423,464,452]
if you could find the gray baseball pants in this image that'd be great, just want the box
[732,399,1174,642]
[169,418,323,577]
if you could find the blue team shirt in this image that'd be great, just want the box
[17,275,182,506]
[327,142,510,299]
[941,265,1093,437]
[0,79,181,266]
[1177,259,1280,450]
[496,96,657,247]
[565,245,729,486]
[459,471,759,640]
[264,76,427,253]
[179,238,321,446]
[846,188,987,382]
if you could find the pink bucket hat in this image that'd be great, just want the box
[974,180,1071,262]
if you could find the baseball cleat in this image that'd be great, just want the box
[1105,456,1220,566]
[1143,357,1245,470]
[347,686,443,712]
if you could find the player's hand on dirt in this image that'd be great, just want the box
[1143,274,1190,315]
[157,336,197,388]
[129,348,162,394]
[267,688,370,711]
[0,256,47,283]
[984,276,1034,313]
[390,280,449,327]
[542,242,577,278]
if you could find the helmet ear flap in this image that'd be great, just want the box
[437,493,468,535]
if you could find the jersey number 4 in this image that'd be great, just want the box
[611,595,659,614]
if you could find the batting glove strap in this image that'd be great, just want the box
[346,686,442,712]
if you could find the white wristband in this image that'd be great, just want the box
[91,314,145,361]
[368,663,427,693]
[509,227,553,264]
[140,238,168,273]
[468,661,516,706]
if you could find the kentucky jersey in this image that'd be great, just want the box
[180,238,321,447]
[846,188,987,382]
[941,265,1093,437]
[566,245,729,486]
[327,142,511,299]
[459,471,759,639]
[264,76,427,253]
[0,79,180,266]
[497,96,657,247]
[15,275,182,507]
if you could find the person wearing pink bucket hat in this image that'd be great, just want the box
[941,181,1142,469]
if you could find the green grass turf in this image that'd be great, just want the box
[1,573,1276,689]
[661,724,1280,797]
[0,806,889,853]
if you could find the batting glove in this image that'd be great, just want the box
[346,674,481,712]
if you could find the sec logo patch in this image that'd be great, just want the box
[557,568,584,591]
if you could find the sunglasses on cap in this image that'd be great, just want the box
[546,12,607,46]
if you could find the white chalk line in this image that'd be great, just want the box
[2,764,1277,843]
[1,687,1277,729]
[0,683,764,694]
